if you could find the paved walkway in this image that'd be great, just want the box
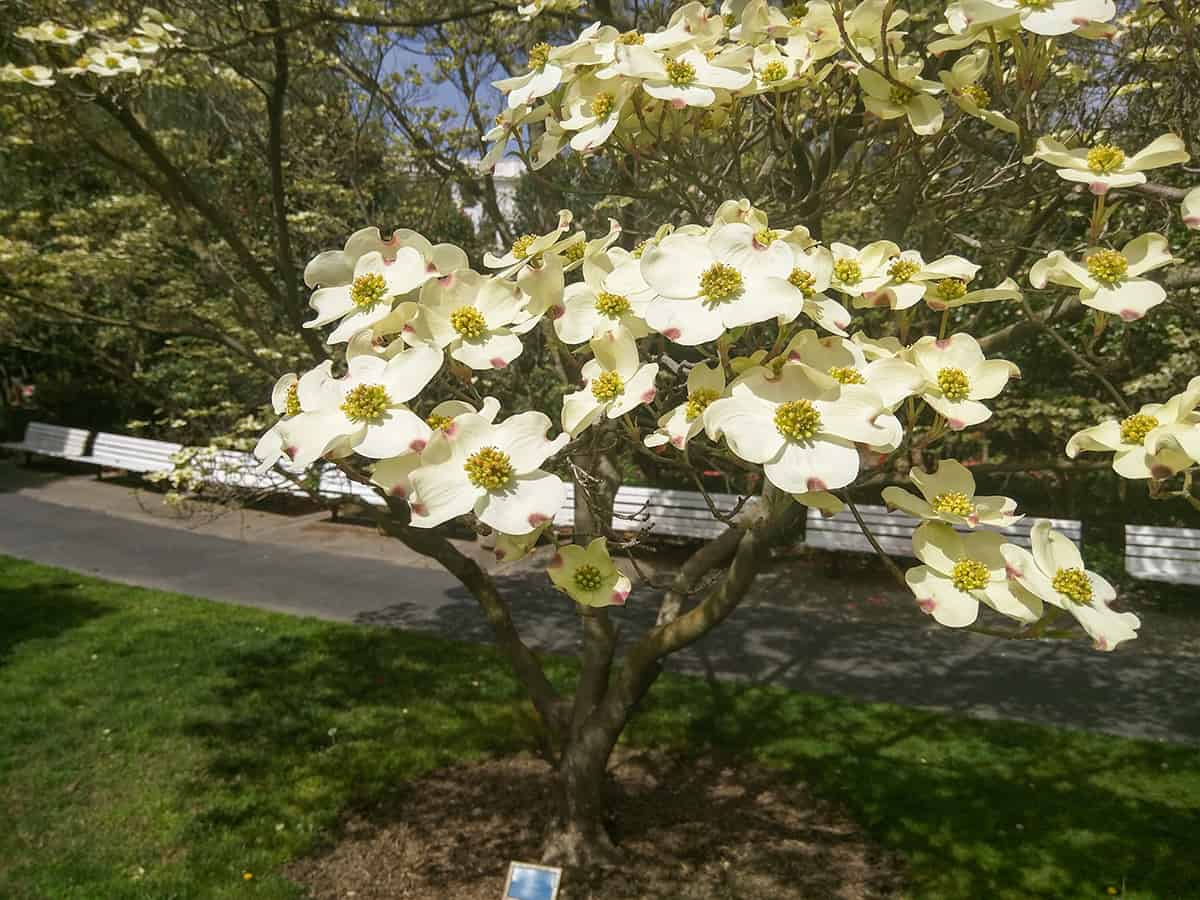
[1,475,1197,745]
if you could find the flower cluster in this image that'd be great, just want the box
[886,464,1139,650]
[482,0,1125,169]
[1,9,181,87]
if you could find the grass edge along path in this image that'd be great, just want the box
[0,554,1196,899]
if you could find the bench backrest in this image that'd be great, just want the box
[1125,524,1200,586]
[90,432,182,472]
[196,449,309,497]
[806,505,1084,558]
[557,483,741,540]
[318,466,386,506]
[19,421,90,457]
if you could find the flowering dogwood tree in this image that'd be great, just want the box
[8,0,1200,866]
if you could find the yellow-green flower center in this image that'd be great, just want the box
[937,367,970,401]
[105,55,121,68]
[1018,0,1052,7]
[54,26,69,38]
[936,278,968,301]
[618,30,645,45]
[754,228,779,247]
[590,92,615,119]
[1051,567,1093,604]
[833,258,862,286]
[341,384,391,423]
[828,366,865,385]
[573,563,604,592]
[887,259,921,282]
[761,61,788,84]
[932,491,974,517]
[592,370,625,403]
[528,42,552,70]
[889,84,915,105]
[511,233,538,259]
[595,291,631,318]
[563,241,586,263]
[961,84,990,108]
[127,36,143,48]
[450,306,487,339]
[1087,144,1125,174]
[775,399,822,441]
[1086,249,1128,284]
[951,558,989,592]
[1119,413,1158,445]
[464,446,514,490]
[685,387,721,421]
[426,413,453,432]
[699,263,744,302]
[284,383,301,418]
[350,272,389,309]
[631,239,651,259]
[788,267,816,296]
[666,59,696,87]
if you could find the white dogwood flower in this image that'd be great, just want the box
[883,458,1020,528]
[547,537,631,607]
[1029,233,1174,322]
[776,243,852,334]
[1031,133,1189,195]
[960,0,1115,36]
[860,252,979,310]
[906,522,1042,628]
[645,361,725,450]
[1066,391,1198,480]
[562,331,659,437]
[703,363,894,493]
[783,330,921,412]
[858,62,944,136]
[413,270,528,370]
[1001,520,1140,651]
[826,240,901,300]
[279,347,444,466]
[642,49,752,109]
[371,398,502,501]
[16,21,85,45]
[82,47,143,77]
[640,223,804,344]
[484,210,574,272]
[910,334,1020,430]
[408,411,569,533]
[0,64,56,87]
[938,48,1019,134]
[553,252,651,344]
[560,74,634,153]
[304,250,427,344]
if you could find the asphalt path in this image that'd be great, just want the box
[2,491,1196,744]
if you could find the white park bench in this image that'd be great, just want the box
[83,431,182,475]
[805,505,1084,560]
[558,482,743,541]
[1,421,91,463]
[1125,524,1200,586]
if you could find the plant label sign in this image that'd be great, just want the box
[502,861,562,900]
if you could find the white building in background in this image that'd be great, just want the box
[458,159,525,246]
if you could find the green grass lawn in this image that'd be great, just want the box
[1,554,1196,900]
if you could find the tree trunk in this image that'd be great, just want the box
[542,729,621,867]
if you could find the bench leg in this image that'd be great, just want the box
[25,452,32,466]
[329,503,340,523]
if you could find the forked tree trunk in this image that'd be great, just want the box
[542,722,623,866]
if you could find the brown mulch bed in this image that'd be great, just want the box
[285,751,903,899]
